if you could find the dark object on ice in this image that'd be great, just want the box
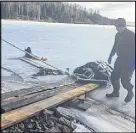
[33,67,64,76]
[1,107,5,114]
[25,47,32,58]
[72,61,113,86]
[76,100,91,111]
[106,91,120,98]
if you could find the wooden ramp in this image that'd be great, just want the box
[1,83,98,130]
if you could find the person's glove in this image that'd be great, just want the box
[130,58,135,70]
[108,54,112,64]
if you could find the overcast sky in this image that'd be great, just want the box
[69,2,135,22]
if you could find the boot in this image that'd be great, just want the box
[124,90,134,103]
[106,90,119,98]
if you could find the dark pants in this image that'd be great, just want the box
[111,57,134,92]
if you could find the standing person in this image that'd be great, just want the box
[106,18,135,103]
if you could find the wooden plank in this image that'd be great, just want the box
[2,96,19,102]
[2,83,78,112]
[2,77,73,99]
[1,83,98,130]
[2,86,42,100]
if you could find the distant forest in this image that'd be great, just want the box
[1,2,116,25]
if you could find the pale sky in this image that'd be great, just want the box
[68,2,135,22]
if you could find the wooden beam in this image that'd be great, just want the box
[2,77,73,99]
[2,83,77,111]
[1,83,98,130]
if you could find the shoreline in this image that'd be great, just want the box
[1,18,106,26]
[2,19,135,27]
[2,19,50,23]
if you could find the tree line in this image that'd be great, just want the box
[1,2,115,25]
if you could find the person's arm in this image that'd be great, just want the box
[109,34,118,57]
[108,34,118,64]
[130,58,135,70]
[129,33,135,70]
[131,33,135,60]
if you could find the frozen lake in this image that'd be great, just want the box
[1,20,135,130]
[2,20,135,81]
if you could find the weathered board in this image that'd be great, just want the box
[2,77,74,99]
[1,83,98,130]
[2,82,78,112]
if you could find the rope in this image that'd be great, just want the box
[2,38,64,72]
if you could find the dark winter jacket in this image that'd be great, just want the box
[110,28,135,61]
